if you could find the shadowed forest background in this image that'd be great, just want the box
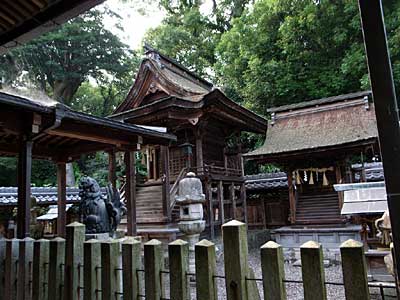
[0,0,399,187]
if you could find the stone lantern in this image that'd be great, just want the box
[175,172,206,271]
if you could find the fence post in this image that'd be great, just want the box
[169,239,189,300]
[0,238,6,298]
[223,220,260,300]
[300,241,326,300]
[32,239,50,300]
[4,238,19,300]
[122,237,141,300]
[64,222,85,300]
[101,239,120,299]
[83,239,101,300]
[144,239,164,300]
[195,239,218,300]
[260,241,286,300]
[17,237,34,300]
[340,239,370,300]
[48,237,66,300]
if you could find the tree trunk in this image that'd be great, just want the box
[53,79,82,106]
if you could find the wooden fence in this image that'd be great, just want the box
[0,220,395,300]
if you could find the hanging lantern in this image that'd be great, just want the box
[179,142,194,155]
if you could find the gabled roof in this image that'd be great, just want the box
[112,47,267,134]
[245,91,379,161]
[114,47,213,113]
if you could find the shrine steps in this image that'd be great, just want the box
[295,192,343,225]
[136,184,166,224]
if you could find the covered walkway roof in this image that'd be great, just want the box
[0,91,176,162]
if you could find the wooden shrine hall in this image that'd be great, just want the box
[245,91,380,226]
[111,46,267,239]
[0,91,175,238]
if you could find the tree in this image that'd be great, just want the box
[2,7,134,106]
[144,0,250,78]
[215,0,400,115]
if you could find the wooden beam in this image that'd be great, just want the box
[358,0,400,281]
[108,150,117,190]
[48,127,138,146]
[124,151,137,236]
[335,164,344,210]
[57,162,67,238]
[17,138,32,238]
[287,171,296,224]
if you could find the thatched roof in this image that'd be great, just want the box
[245,91,378,160]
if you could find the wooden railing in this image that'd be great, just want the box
[1,221,394,300]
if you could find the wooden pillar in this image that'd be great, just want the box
[218,181,225,225]
[206,182,214,240]
[161,145,171,219]
[57,162,67,238]
[195,239,218,300]
[108,149,117,189]
[125,151,137,236]
[287,171,296,224]
[195,131,204,174]
[358,0,400,278]
[230,182,236,219]
[335,164,344,209]
[17,138,32,238]
[240,183,247,224]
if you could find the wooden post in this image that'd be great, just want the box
[108,149,117,189]
[340,239,370,300]
[161,145,171,219]
[32,239,50,300]
[168,239,189,300]
[195,133,204,173]
[218,181,225,225]
[222,220,250,300]
[83,239,100,300]
[144,239,164,300]
[240,183,248,224]
[57,162,67,238]
[335,164,344,209]
[230,182,236,220]
[125,151,137,236]
[260,241,286,300]
[4,239,19,300]
[122,237,141,300]
[48,237,65,300]
[195,239,218,300]
[17,138,32,238]
[64,222,85,300]
[101,240,120,300]
[0,239,6,298]
[300,241,327,300]
[17,237,34,300]
[206,182,215,240]
[287,171,296,224]
[358,0,400,278]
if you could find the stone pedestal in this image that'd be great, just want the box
[175,172,206,273]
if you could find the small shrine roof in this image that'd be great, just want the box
[245,91,378,161]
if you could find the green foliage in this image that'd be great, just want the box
[144,0,250,78]
[1,7,134,106]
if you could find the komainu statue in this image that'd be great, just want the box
[375,210,394,275]
[79,176,126,234]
